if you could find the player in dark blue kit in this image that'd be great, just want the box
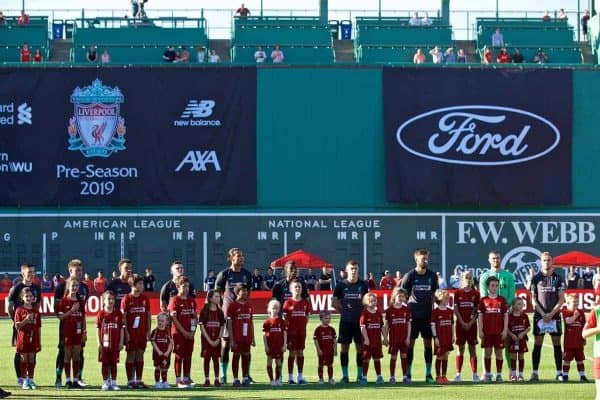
[107,259,134,309]
[332,260,369,383]
[400,249,439,384]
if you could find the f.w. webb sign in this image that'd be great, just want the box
[384,68,572,205]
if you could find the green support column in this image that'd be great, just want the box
[441,0,450,25]
[320,0,328,23]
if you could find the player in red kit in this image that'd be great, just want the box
[228,283,255,386]
[431,290,454,384]
[263,299,287,385]
[283,280,311,384]
[453,271,480,383]
[97,290,125,391]
[561,294,589,382]
[15,287,41,390]
[383,287,412,384]
[478,276,508,383]
[314,311,337,384]
[150,312,173,389]
[359,292,384,384]
[169,276,197,388]
[199,290,225,387]
[57,278,86,389]
[507,297,530,382]
[121,274,151,389]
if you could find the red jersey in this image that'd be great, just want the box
[82,279,94,293]
[121,293,150,338]
[33,52,42,62]
[94,277,107,294]
[263,317,286,352]
[360,308,383,348]
[58,297,85,335]
[227,300,253,343]
[478,296,508,335]
[168,295,196,335]
[1,278,12,293]
[379,277,396,290]
[385,304,412,345]
[14,306,41,352]
[454,288,480,322]
[199,307,225,342]
[563,308,586,349]
[431,307,454,346]
[508,313,530,338]
[283,298,310,334]
[96,309,124,351]
[20,48,31,62]
[313,325,337,355]
[150,327,172,353]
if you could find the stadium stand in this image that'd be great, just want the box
[230,16,335,64]
[0,16,49,62]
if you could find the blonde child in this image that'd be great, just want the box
[14,287,41,390]
[453,271,480,383]
[383,288,412,384]
[283,280,310,384]
[359,292,384,384]
[507,297,530,382]
[150,312,173,388]
[313,311,337,384]
[561,294,588,382]
[263,299,287,385]
[430,290,454,384]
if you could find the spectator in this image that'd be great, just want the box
[86,45,97,63]
[421,12,432,26]
[254,46,266,63]
[131,0,139,18]
[482,46,492,64]
[366,272,376,290]
[583,267,595,289]
[413,48,426,64]
[429,46,443,64]
[32,48,42,62]
[566,266,579,290]
[306,271,317,291]
[339,269,347,281]
[558,8,568,20]
[134,0,148,19]
[524,267,535,290]
[93,270,108,294]
[264,267,277,290]
[235,3,251,17]
[176,46,190,62]
[208,49,221,63]
[318,266,333,291]
[409,12,420,26]
[162,45,177,62]
[143,267,155,292]
[582,9,590,41]
[512,48,524,63]
[196,45,206,63]
[17,10,29,25]
[542,10,551,21]
[271,45,284,63]
[496,47,511,63]
[491,28,504,47]
[449,267,461,289]
[395,271,402,286]
[82,272,94,293]
[457,48,467,63]
[204,270,216,291]
[20,43,31,62]
[379,270,396,290]
[53,272,65,288]
[533,48,548,64]
[100,49,110,64]
[444,47,456,63]
[0,11,5,25]
[1,273,12,293]
[251,268,264,291]
[437,272,448,289]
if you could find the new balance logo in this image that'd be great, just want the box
[180,100,215,118]
[175,150,222,172]
[17,103,32,125]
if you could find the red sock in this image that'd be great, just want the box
[174,355,182,378]
[484,357,491,373]
[183,356,192,378]
[288,355,295,374]
[563,363,570,374]
[241,354,250,377]
[374,359,382,375]
[136,360,143,381]
[510,359,516,371]
[19,361,26,379]
[154,369,160,382]
[518,359,524,373]
[212,356,220,378]
[390,358,397,376]
[401,357,408,376]
[495,358,503,373]
[327,365,333,380]
[577,362,585,372]
[297,356,304,373]
[111,362,118,380]
[73,360,80,380]
[267,365,274,381]
[435,359,441,377]
[126,362,134,381]
[276,365,282,380]
[456,355,464,373]
[161,370,167,382]
[470,356,477,373]
[64,362,71,379]
[441,359,448,377]
[362,360,369,376]
[232,353,240,379]
[102,363,109,381]
[318,365,323,380]
[28,362,35,379]
[204,357,210,377]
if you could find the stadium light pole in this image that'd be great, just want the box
[496,0,499,18]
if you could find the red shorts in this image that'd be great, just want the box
[231,341,252,354]
[126,334,148,351]
[16,334,41,354]
[362,345,383,360]
[318,353,334,366]
[173,335,194,356]
[287,333,306,351]
[481,334,504,349]
[508,339,528,353]
[201,342,221,359]
[563,348,585,362]
[455,325,478,346]
[388,342,409,355]
[153,353,171,369]
[267,351,283,359]
[594,358,600,379]
[435,342,453,356]
[99,349,119,364]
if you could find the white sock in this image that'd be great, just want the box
[298,373,303,380]
[556,370,562,375]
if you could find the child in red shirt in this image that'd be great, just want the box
[168,276,197,388]
[283,279,310,384]
[58,278,86,388]
[15,287,41,390]
[507,297,530,382]
[228,283,255,386]
[478,276,508,383]
[97,290,124,391]
[263,299,287,385]
[431,290,454,384]
[453,271,480,383]
[561,293,589,382]
[383,288,411,384]
[150,312,173,389]
[359,292,384,384]
[313,310,337,384]
[121,274,151,389]
[199,289,225,387]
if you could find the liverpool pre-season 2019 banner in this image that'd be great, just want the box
[384,68,572,205]
[0,67,257,206]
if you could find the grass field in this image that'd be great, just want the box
[0,315,595,399]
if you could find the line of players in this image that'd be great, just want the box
[2,248,597,391]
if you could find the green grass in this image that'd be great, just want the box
[0,315,595,399]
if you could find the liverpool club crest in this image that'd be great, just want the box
[67,79,126,157]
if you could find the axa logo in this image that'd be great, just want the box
[175,150,222,172]
[17,103,32,125]
[173,100,222,127]
[395,105,560,166]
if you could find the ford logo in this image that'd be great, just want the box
[396,105,560,166]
